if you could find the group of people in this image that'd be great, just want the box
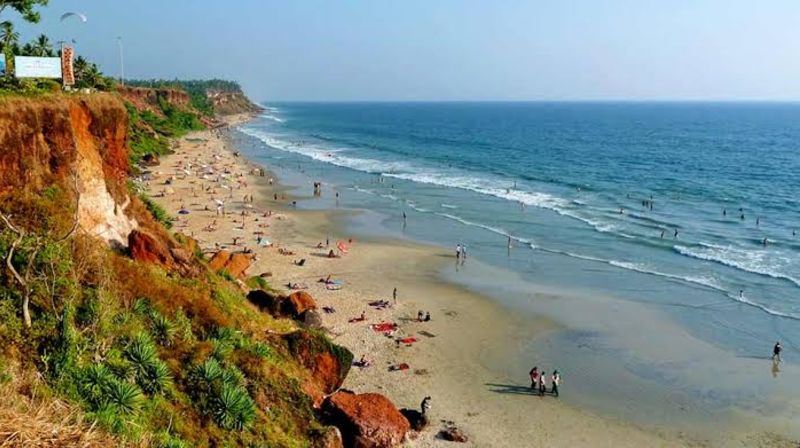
[529,367,561,397]
[455,243,468,263]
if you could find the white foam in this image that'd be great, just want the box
[437,212,536,248]
[674,244,800,288]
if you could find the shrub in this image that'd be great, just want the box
[188,358,255,430]
[124,334,172,395]
[139,194,173,229]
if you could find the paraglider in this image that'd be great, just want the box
[60,12,88,23]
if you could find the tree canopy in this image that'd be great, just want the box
[0,0,49,24]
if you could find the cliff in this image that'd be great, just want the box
[206,89,263,116]
[0,93,345,447]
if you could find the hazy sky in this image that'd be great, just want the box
[12,0,800,101]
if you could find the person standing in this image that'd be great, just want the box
[529,366,540,390]
[538,371,547,397]
[456,243,462,260]
[420,396,432,415]
[773,342,782,362]
[551,370,561,397]
[393,287,398,304]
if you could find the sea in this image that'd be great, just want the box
[234,102,800,436]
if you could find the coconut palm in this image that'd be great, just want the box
[73,55,87,80]
[0,21,18,77]
[29,33,52,56]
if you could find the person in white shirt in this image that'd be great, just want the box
[551,370,561,397]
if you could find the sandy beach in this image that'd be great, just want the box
[140,114,787,447]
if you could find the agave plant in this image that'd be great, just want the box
[150,312,176,346]
[212,384,256,430]
[105,380,143,414]
[77,364,116,410]
[124,334,172,394]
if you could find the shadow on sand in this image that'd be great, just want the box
[485,383,538,396]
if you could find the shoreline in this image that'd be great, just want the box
[143,113,782,447]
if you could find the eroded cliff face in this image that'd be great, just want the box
[0,94,137,247]
[117,86,191,116]
[206,89,263,115]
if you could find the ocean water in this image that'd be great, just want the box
[235,102,800,433]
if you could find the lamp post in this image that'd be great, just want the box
[117,36,124,86]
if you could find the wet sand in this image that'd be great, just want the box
[141,114,788,447]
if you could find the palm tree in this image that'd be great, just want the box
[73,55,87,81]
[0,21,18,78]
[29,33,52,57]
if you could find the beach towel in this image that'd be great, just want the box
[371,322,397,333]
[398,337,418,345]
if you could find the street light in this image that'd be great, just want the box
[117,36,124,86]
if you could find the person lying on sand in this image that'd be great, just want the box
[322,306,336,314]
[293,258,306,266]
[278,248,295,256]
[286,282,308,290]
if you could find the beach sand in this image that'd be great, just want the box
[140,114,784,447]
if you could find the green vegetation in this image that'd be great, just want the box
[127,79,244,116]
[125,91,204,167]
[139,192,173,229]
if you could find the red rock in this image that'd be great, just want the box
[208,250,232,271]
[323,390,410,448]
[286,291,317,316]
[128,229,173,268]
[225,253,251,278]
[208,250,251,279]
[284,330,352,407]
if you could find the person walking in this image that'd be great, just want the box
[551,370,561,397]
[773,342,783,362]
[529,366,539,391]
[456,243,462,260]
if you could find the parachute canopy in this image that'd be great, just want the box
[60,12,87,23]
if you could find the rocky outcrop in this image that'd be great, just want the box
[322,390,410,448]
[128,229,200,276]
[247,289,318,320]
[283,330,352,407]
[208,250,251,278]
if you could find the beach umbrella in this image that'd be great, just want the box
[60,12,88,23]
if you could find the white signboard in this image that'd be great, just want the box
[15,56,62,79]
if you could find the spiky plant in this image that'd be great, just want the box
[124,334,172,394]
[212,384,256,430]
[150,312,176,346]
[105,380,142,414]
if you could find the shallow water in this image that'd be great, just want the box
[232,102,800,438]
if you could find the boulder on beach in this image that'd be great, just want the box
[247,289,318,319]
[283,330,352,407]
[286,291,317,316]
[322,390,410,448]
[208,249,251,278]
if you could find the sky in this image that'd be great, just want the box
[11,0,800,101]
